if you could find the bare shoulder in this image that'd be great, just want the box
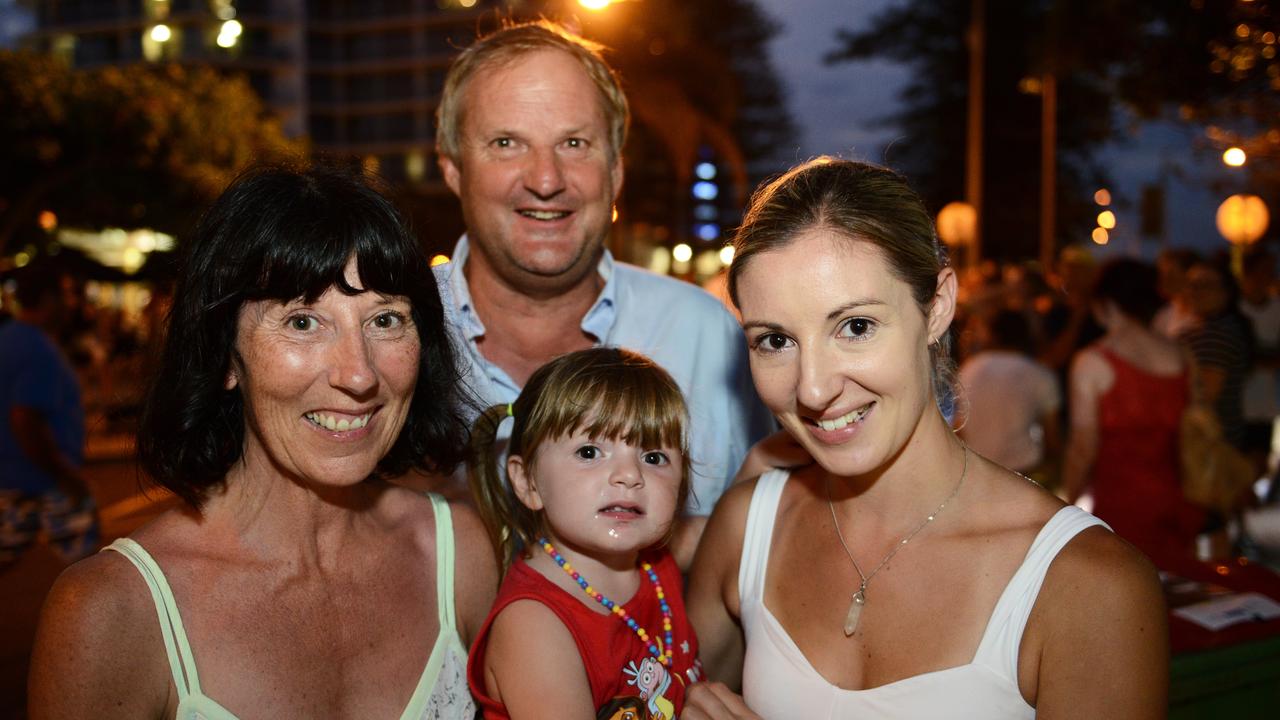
[692,476,760,575]
[1023,525,1168,715]
[1070,345,1112,382]
[1044,525,1163,611]
[446,500,500,643]
[29,550,171,718]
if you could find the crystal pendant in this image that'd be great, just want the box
[843,588,866,637]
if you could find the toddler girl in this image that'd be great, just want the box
[468,347,702,719]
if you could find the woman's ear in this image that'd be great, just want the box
[224,366,239,390]
[507,455,544,511]
[927,266,958,343]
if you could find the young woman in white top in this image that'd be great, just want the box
[684,158,1166,719]
[29,165,498,719]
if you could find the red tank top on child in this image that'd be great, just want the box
[468,549,701,720]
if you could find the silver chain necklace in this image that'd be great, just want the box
[825,446,969,637]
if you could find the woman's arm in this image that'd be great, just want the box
[1026,529,1168,718]
[482,600,596,720]
[686,479,755,690]
[29,554,171,719]
[1061,349,1109,503]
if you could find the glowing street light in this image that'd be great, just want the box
[1223,147,1247,167]
[1216,194,1269,245]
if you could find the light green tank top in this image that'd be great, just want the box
[105,493,475,719]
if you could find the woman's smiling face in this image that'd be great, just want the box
[734,228,953,478]
[229,258,422,489]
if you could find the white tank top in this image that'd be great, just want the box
[739,470,1109,719]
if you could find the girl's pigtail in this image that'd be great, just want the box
[468,403,517,572]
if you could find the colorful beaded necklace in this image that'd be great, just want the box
[538,538,674,667]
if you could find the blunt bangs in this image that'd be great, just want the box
[139,162,468,508]
[534,368,687,454]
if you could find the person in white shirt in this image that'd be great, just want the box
[957,309,1060,475]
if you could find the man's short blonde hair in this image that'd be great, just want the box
[435,20,630,163]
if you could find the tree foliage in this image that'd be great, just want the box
[827,0,1280,260]
[572,0,796,236]
[0,51,304,254]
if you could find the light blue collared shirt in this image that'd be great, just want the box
[436,236,773,514]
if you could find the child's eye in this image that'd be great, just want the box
[642,451,669,466]
[575,445,601,460]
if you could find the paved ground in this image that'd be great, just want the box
[0,443,175,718]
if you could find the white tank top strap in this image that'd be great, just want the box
[426,493,458,634]
[103,537,202,701]
[972,505,1111,677]
[738,470,791,614]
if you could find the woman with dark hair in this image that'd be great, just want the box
[1062,258,1201,560]
[29,164,498,718]
[685,159,1165,718]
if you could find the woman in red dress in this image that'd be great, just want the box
[1063,258,1204,559]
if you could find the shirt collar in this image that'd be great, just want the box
[446,234,619,343]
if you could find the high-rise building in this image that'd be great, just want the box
[24,0,535,248]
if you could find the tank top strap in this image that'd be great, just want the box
[103,537,202,700]
[738,470,790,610]
[972,506,1111,677]
[426,493,458,633]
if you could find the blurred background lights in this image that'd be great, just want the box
[579,0,615,9]
[1223,146,1247,166]
[719,245,735,265]
[1093,188,1111,206]
[694,204,718,221]
[695,162,717,180]
[692,181,719,201]
[1092,227,1110,245]
[695,223,720,241]
[672,243,693,263]
[217,19,242,48]
[1097,210,1116,229]
[149,24,171,43]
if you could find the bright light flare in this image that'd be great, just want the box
[150,24,172,43]
[1224,147,1247,167]
[719,245,735,265]
[672,243,693,263]
[579,0,615,9]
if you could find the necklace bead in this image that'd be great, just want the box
[539,538,675,667]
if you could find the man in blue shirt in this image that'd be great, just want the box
[433,21,772,562]
[0,263,97,567]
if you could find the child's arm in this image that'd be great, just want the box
[483,599,597,720]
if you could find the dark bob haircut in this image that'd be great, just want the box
[137,162,470,507]
[1091,258,1162,326]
